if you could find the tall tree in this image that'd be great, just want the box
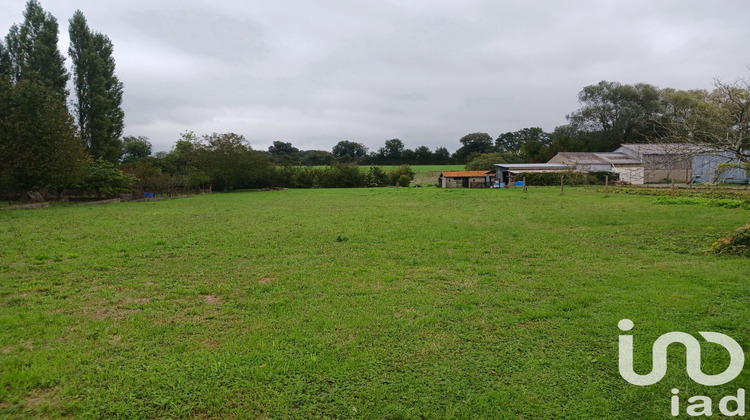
[380,138,405,164]
[496,127,552,156]
[566,81,662,149]
[0,0,68,97]
[0,79,88,193]
[268,141,300,165]
[454,132,494,162]
[69,10,124,163]
[654,77,750,165]
[414,145,433,164]
[332,140,368,162]
[121,135,152,164]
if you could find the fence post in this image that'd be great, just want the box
[605,175,609,196]
[560,175,564,194]
[523,177,527,193]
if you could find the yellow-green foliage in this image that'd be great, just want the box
[713,223,750,256]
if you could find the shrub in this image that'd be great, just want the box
[78,158,139,198]
[712,224,750,257]
[652,197,749,209]
[609,186,750,204]
[388,165,416,186]
[365,166,389,187]
[397,174,411,187]
[465,153,508,171]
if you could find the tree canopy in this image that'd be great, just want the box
[69,10,124,163]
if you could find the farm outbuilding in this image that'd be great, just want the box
[548,152,644,184]
[439,171,494,188]
[494,163,573,186]
[613,143,747,184]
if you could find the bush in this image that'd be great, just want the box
[712,224,750,257]
[78,158,139,198]
[465,153,507,171]
[608,186,750,204]
[587,171,618,184]
[397,174,411,187]
[365,166,389,187]
[388,165,415,186]
[652,197,749,209]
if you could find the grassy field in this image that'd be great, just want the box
[310,165,465,173]
[1,187,748,418]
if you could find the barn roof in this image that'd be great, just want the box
[618,143,714,155]
[552,152,641,165]
[440,171,493,177]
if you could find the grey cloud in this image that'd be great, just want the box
[2,0,750,153]
[122,9,266,66]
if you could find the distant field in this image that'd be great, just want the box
[369,165,465,173]
[1,187,748,418]
[310,164,465,173]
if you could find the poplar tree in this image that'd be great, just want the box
[0,1,86,195]
[69,10,124,163]
[0,0,68,94]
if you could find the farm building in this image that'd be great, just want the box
[548,152,644,184]
[614,143,747,184]
[439,171,494,188]
[494,163,573,186]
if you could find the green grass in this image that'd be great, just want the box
[652,196,750,209]
[1,187,748,418]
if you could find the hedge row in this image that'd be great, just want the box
[607,186,750,203]
[266,165,415,189]
[513,171,617,186]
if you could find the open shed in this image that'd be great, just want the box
[494,163,572,186]
[439,171,494,188]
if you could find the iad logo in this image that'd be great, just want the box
[618,319,746,417]
[618,319,744,386]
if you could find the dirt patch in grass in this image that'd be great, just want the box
[25,388,61,410]
[203,295,222,304]
[259,276,275,285]
[89,306,139,321]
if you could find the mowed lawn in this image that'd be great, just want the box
[1,187,748,418]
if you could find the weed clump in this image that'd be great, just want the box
[712,223,750,257]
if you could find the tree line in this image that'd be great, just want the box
[461,79,749,171]
[264,77,749,171]
[0,1,124,199]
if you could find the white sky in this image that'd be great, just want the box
[2,0,749,153]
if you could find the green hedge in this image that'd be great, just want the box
[514,171,617,186]
[607,186,750,203]
[267,164,415,188]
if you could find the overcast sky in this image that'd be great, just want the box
[2,0,749,153]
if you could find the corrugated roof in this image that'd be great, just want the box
[553,152,608,165]
[594,153,641,165]
[552,152,641,165]
[619,143,715,155]
[440,171,492,177]
[496,163,572,170]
